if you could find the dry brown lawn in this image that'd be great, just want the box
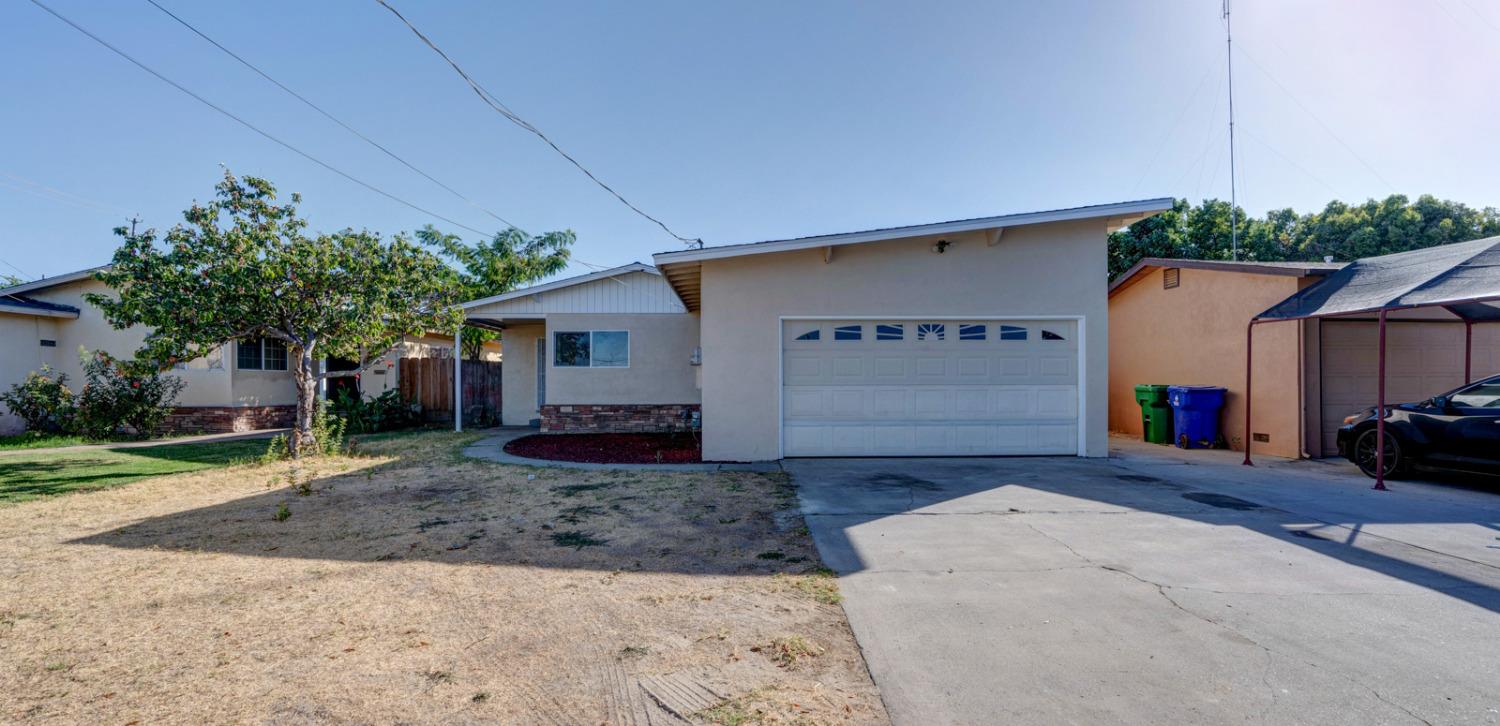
[0,431,887,725]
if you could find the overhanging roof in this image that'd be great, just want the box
[458,262,657,310]
[1256,236,1500,323]
[1109,257,1345,296]
[0,265,108,297]
[0,295,80,319]
[654,198,1174,311]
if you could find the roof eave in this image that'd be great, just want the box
[458,262,658,310]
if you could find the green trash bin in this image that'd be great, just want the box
[1133,384,1174,445]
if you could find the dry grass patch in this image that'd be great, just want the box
[0,430,884,724]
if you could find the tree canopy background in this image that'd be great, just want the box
[1109,194,1500,280]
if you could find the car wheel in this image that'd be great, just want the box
[1353,428,1408,479]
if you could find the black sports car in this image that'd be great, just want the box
[1337,374,1500,478]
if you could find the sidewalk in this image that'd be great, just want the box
[0,429,288,457]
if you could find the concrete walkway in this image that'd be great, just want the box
[790,440,1500,725]
[462,428,781,472]
[0,428,287,457]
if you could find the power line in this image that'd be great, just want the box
[0,256,32,280]
[0,172,130,215]
[1129,54,1223,198]
[142,0,520,231]
[28,0,500,240]
[373,0,703,248]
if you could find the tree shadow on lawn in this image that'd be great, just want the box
[67,446,822,577]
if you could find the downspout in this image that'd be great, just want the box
[1243,320,1255,466]
[1465,319,1473,384]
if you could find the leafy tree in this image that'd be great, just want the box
[416,224,574,360]
[88,172,461,456]
[1,274,23,287]
[1109,194,1500,279]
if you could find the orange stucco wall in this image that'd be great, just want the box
[1108,267,1306,458]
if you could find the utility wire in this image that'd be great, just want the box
[1130,54,1223,197]
[373,0,703,248]
[0,256,33,280]
[1234,41,1396,193]
[142,0,520,231]
[28,0,499,240]
[0,172,130,215]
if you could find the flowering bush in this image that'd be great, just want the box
[72,351,186,440]
[0,366,75,432]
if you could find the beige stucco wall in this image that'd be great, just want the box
[1108,267,1305,459]
[543,313,700,406]
[2,278,243,433]
[500,323,545,425]
[696,219,1110,461]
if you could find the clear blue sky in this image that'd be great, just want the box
[3,0,1498,281]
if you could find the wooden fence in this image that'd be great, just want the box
[400,357,502,425]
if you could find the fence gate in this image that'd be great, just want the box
[399,357,502,425]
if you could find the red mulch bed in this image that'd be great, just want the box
[503,433,703,464]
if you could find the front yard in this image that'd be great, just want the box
[0,431,885,724]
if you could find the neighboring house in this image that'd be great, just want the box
[1108,257,1500,458]
[0,269,497,435]
[461,199,1175,461]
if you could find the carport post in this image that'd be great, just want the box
[1374,308,1388,491]
[1243,320,1255,466]
[1465,320,1473,384]
[453,323,463,433]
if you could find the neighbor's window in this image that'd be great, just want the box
[1451,383,1500,408]
[916,323,945,341]
[834,325,863,341]
[876,323,905,341]
[958,324,985,341]
[998,325,1027,341]
[553,330,629,368]
[237,337,288,371]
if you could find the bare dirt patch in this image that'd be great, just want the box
[0,431,885,724]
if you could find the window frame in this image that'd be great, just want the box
[552,330,630,369]
[236,337,288,371]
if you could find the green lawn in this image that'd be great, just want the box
[0,440,269,504]
[0,432,95,451]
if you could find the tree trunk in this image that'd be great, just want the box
[290,347,318,457]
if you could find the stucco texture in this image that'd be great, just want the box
[697,219,1109,462]
[499,323,545,426]
[1108,266,1305,458]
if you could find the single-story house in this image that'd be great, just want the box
[462,199,1175,461]
[1108,257,1500,458]
[0,268,497,435]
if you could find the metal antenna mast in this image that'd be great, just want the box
[1224,0,1239,260]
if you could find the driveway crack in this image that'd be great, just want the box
[1024,521,1433,726]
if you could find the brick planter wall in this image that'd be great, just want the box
[162,405,296,435]
[540,404,700,434]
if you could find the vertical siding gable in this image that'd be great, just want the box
[467,271,687,315]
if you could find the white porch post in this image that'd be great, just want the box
[453,323,463,432]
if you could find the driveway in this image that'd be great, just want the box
[789,438,1500,725]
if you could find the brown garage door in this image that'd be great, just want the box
[1320,320,1500,455]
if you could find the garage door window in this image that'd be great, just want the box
[958,324,985,340]
[794,329,820,341]
[834,325,862,341]
[1042,330,1066,341]
[876,323,905,341]
[999,325,1027,341]
[916,323,945,341]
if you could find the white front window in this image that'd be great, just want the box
[553,330,629,368]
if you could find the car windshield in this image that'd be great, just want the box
[1450,382,1500,408]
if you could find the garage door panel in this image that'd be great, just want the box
[783,319,1080,456]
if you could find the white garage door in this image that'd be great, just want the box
[1320,321,1500,455]
[781,319,1080,456]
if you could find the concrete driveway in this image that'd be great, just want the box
[789,438,1500,725]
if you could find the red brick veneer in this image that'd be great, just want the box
[162,405,296,434]
[540,404,700,433]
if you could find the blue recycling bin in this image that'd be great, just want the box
[1166,385,1227,449]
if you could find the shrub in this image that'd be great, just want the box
[73,351,186,440]
[331,388,418,434]
[262,400,346,461]
[0,366,75,432]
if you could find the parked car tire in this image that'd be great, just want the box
[1353,428,1409,479]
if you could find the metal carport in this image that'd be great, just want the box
[1245,236,1500,489]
